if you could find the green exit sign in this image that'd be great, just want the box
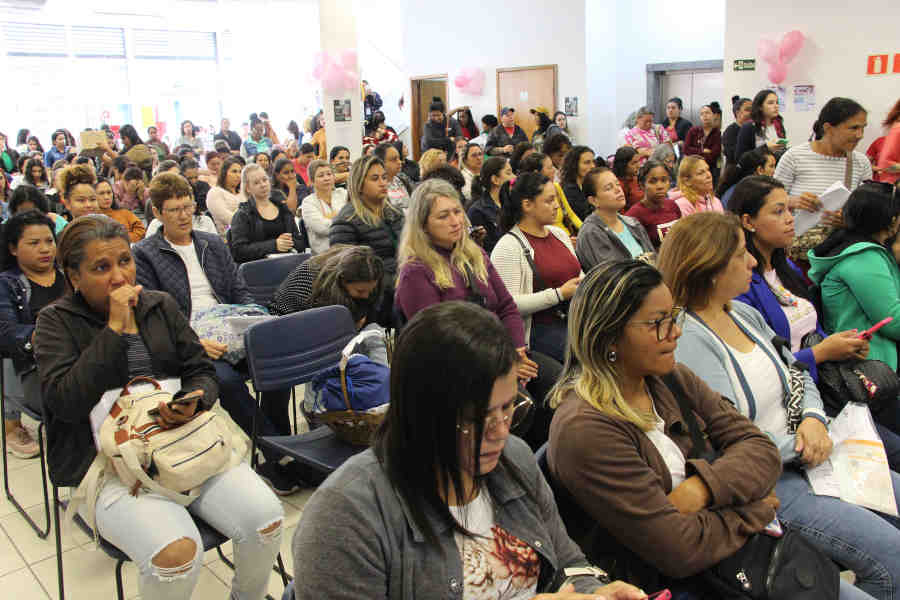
[734,59,756,71]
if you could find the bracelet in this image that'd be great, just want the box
[554,288,563,303]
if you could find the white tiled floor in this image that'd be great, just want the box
[0,392,312,599]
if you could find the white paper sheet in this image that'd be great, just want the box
[804,402,897,515]
[792,181,850,237]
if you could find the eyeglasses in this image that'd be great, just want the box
[457,391,533,437]
[162,202,196,217]
[630,306,686,341]
[862,180,898,202]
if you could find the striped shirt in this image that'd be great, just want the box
[124,333,154,378]
[773,142,872,197]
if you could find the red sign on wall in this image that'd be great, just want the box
[867,54,900,75]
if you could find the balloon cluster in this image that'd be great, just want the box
[454,67,485,96]
[313,49,359,95]
[758,30,805,85]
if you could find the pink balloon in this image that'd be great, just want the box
[758,38,778,64]
[767,61,788,85]
[778,30,805,64]
[339,49,358,71]
[454,73,471,89]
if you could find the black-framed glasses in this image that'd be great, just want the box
[630,306,686,341]
[457,392,533,437]
[862,180,898,202]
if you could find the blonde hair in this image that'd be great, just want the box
[348,155,398,227]
[398,178,487,289]
[676,155,708,207]
[240,163,267,201]
[656,212,742,311]
[419,149,446,177]
[549,260,663,431]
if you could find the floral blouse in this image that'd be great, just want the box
[624,124,671,151]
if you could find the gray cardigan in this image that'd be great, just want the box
[291,436,606,599]
[674,300,826,464]
[575,213,654,272]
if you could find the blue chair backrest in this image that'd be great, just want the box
[238,253,311,306]
[244,305,357,392]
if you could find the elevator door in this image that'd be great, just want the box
[658,69,724,126]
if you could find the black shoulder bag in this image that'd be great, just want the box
[662,373,839,600]
[507,231,569,320]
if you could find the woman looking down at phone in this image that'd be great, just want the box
[660,212,900,600]
[735,90,788,165]
[292,301,644,600]
[808,182,900,370]
[32,215,283,600]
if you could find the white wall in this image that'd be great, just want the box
[585,0,725,156]
[400,0,588,146]
[723,0,900,151]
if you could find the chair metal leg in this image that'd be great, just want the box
[216,544,235,571]
[115,559,126,600]
[251,391,261,469]
[53,485,65,600]
[276,551,290,586]
[0,375,51,539]
[291,388,297,435]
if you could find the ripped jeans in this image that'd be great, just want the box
[83,461,283,600]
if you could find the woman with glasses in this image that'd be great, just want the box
[547,259,783,596]
[292,300,643,600]
[808,181,900,370]
[660,212,899,600]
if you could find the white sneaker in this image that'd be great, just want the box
[6,426,39,459]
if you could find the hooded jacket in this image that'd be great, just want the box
[575,213,654,272]
[807,230,900,370]
[421,117,461,153]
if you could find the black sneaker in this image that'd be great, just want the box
[256,461,301,496]
[282,459,326,487]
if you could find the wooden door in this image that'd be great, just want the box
[410,76,448,160]
[496,65,557,142]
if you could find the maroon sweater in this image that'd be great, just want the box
[395,247,526,347]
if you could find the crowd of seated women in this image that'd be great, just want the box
[1,89,899,600]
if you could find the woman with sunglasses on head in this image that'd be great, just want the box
[292,300,643,600]
[661,212,899,600]
[547,259,782,597]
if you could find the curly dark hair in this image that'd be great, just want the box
[559,145,594,186]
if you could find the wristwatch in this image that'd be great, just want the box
[558,565,611,590]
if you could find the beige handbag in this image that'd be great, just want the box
[98,376,241,502]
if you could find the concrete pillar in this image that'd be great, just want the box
[318,1,363,160]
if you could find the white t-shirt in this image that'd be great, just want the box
[447,489,539,600]
[764,269,818,352]
[169,241,219,319]
[643,403,687,488]
[773,142,872,197]
[729,343,789,440]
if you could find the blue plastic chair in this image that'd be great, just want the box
[244,306,365,477]
[238,253,310,307]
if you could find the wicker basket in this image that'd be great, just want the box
[318,353,387,446]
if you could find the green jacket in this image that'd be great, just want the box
[807,240,900,370]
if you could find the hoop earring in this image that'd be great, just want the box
[607,350,617,363]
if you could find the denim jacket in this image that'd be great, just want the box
[291,436,606,599]
[0,266,64,374]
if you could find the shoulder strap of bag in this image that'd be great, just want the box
[661,373,712,461]
[844,149,854,189]
[462,262,485,303]
[507,231,548,291]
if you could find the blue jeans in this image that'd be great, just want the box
[530,319,568,365]
[776,467,900,600]
[87,461,283,599]
[2,360,42,420]
[213,360,290,463]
